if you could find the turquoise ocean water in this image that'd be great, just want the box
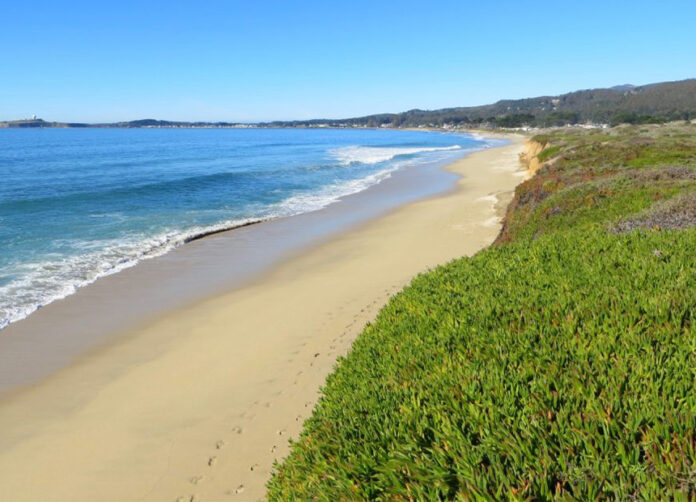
[0,128,496,329]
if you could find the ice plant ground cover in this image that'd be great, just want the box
[267,123,696,500]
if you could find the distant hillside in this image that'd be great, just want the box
[0,118,245,129]
[2,78,695,129]
[0,119,62,128]
[267,78,696,128]
[102,119,245,128]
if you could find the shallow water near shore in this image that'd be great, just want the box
[0,130,505,394]
[0,127,498,331]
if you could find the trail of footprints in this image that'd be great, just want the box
[176,421,248,501]
[177,286,400,501]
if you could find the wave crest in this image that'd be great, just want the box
[0,168,399,330]
[330,145,462,165]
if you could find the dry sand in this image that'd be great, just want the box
[0,136,525,502]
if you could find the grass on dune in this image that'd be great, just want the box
[267,123,696,500]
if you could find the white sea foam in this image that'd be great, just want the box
[330,145,462,165]
[0,140,484,330]
[0,167,401,330]
[271,168,396,216]
[0,220,260,330]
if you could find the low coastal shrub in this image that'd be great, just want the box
[614,191,696,232]
[267,124,696,500]
[536,145,562,163]
[531,134,551,146]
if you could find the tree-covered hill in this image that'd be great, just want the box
[268,78,696,128]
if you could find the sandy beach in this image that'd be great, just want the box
[0,136,525,502]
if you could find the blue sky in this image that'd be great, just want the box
[2,1,695,122]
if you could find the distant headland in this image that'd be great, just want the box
[2,78,695,130]
[0,118,254,129]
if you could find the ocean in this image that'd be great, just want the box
[0,127,496,329]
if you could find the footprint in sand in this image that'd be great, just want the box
[190,475,204,485]
[250,463,259,471]
[216,440,225,450]
[232,426,243,434]
[270,445,277,453]
[235,484,245,494]
[277,429,286,436]
[208,456,217,467]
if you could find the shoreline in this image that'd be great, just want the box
[0,127,481,334]
[0,136,526,501]
[0,140,473,395]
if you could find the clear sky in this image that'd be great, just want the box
[2,0,695,123]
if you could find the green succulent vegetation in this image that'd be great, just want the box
[267,123,696,500]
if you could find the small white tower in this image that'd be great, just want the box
[32,114,37,120]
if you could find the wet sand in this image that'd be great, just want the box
[0,147,462,394]
[0,136,525,502]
